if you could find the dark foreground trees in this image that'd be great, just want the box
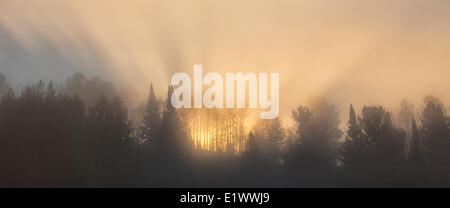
[0,81,84,187]
[284,98,342,187]
[1,74,450,187]
[80,95,136,187]
[340,105,406,187]
[420,95,450,187]
[147,86,195,187]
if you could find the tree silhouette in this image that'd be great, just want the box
[64,73,116,106]
[251,117,285,187]
[82,94,135,187]
[253,118,285,160]
[0,73,9,97]
[141,83,161,144]
[0,81,88,187]
[409,115,423,166]
[238,132,269,187]
[3,74,450,188]
[151,86,193,187]
[340,104,366,186]
[421,95,450,186]
[341,105,406,187]
[134,83,162,186]
[285,98,342,187]
[406,114,427,187]
[0,87,17,186]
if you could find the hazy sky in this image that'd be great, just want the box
[1,0,450,122]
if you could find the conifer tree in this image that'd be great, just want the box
[409,115,422,167]
[154,86,192,187]
[239,132,268,187]
[0,73,9,97]
[341,105,406,187]
[340,104,366,182]
[421,95,450,186]
[285,98,342,187]
[142,83,161,143]
[253,118,285,160]
[45,81,57,106]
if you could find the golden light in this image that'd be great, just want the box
[181,108,257,153]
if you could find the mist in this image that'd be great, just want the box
[1,0,450,121]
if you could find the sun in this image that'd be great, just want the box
[180,108,257,153]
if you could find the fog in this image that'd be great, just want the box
[1,0,450,121]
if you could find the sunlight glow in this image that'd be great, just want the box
[181,108,254,153]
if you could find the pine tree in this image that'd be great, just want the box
[253,117,285,160]
[110,96,131,143]
[243,133,262,160]
[45,81,57,105]
[0,73,9,97]
[0,88,16,167]
[285,98,342,187]
[409,115,422,167]
[1,88,15,106]
[136,84,161,186]
[84,95,135,187]
[153,86,192,187]
[341,105,406,187]
[340,104,366,180]
[142,83,161,144]
[159,86,187,152]
[421,95,450,186]
[240,132,268,187]
[347,104,363,141]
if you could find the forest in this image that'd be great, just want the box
[0,73,449,188]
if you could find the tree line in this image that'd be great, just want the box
[0,73,449,187]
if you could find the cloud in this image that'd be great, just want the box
[1,0,450,118]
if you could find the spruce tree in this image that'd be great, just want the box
[155,86,192,187]
[0,73,9,97]
[341,105,406,187]
[340,104,366,184]
[421,95,450,186]
[239,132,268,187]
[253,117,285,160]
[45,81,57,105]
[142,83,161,143]
[159,86,187,152]
[409,115,422,167]
[285,98,342,187]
